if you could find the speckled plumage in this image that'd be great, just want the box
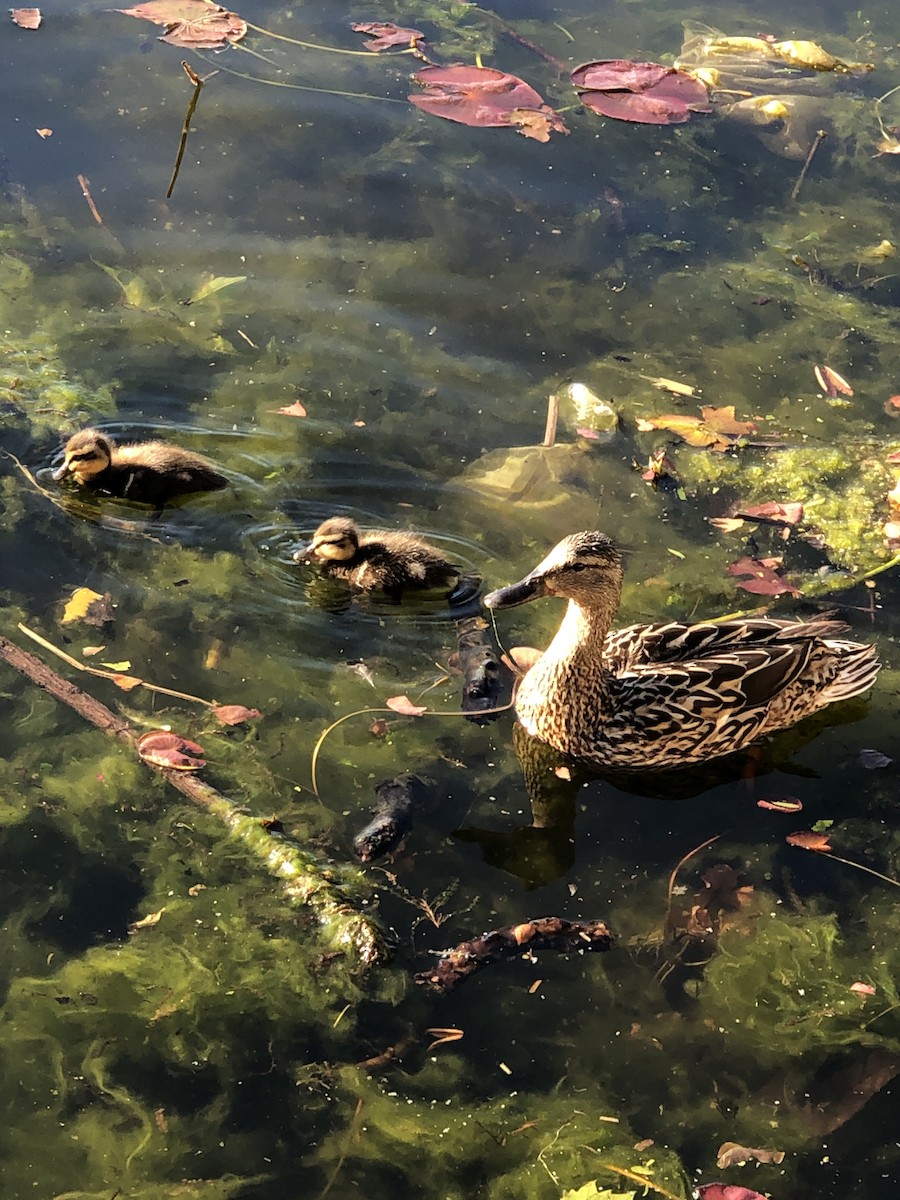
[484,531,879,769]
[53,428,227,507]
[295,516,460,598]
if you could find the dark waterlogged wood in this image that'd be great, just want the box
[416,916,615,993]
[454,611,508,724]
[0,633,384,966]
[353,772,431,862]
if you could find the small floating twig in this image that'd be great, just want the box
[167,61,218,199]
[543,390,560,447]
[790,129,827,202]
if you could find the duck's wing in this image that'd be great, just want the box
[604,617,851,674]
[614,640,828,752]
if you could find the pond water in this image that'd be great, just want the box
[2,1,900,1198]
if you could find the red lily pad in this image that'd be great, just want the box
[409,64,569,142]
[116,1,246,49]
[572,59,711,125]
[352,22,424,52]
[212,704,262,726]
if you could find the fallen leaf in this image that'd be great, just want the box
[734,501,804,526]
[11,7,41,28]
[814,364,854,398]
[850,981,877,996]
[385,694,427,717]
[574,426,601,440]
[634,1139,655,1152]
[698,1187,769,1200]
[554,766,572,780]
[189,274,246,303]
[859,748,892,769]
[787,830,832,852]
[187,883,206,896]
[137,730,205,770]
[272,400,307,418]
[716,1142,785,1169]
[756,795,803,812]
[708,516,746,534]
[61,586,105,625]
[726,555,800,596]
[352,21,424,52]
[646,375,696,397]
[212,704,261,725]
[110,673,143,691]
[409,64,569,142]
[369,717,389,738]
[700,405,757,436]
[115,1,246,49]
[128,908,166,934]
[35,128,52,138]
[99,660,131,672]
[82,646,106,657]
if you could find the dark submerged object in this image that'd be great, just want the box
[353,773,432,862]
[484,531,879,770]
[295,516,465,600]
[52,428,227,507]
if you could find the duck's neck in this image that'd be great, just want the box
[516,596,616,744]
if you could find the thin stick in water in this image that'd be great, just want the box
[790,129,827,202]
[543,391,560,447]
[167,61,217,199]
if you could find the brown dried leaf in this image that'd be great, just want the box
[128,908,166,934]
[351,21,424,52]
[734,501,804,525]
[700,405,757,436]
[137,730,205,769]
[786,830,832,852]
[110,673,143,691]
[11,7,41,28]
[814,364,854,397]
[716,1142,785,1169]
[116,1,246,49]
[708,516,746,534]
[385,694,427,717]
[212,704,262,725]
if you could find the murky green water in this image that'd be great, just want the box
[2,1,900,1197]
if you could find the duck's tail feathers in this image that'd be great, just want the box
[819,643,880,704]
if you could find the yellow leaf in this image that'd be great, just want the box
[62,587,104,625]
[99,660,132,671]
[190,275,247,303]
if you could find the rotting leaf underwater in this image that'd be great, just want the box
[716,1141,785,1169]
[137,730,206,770]
[212,704,262,726]
[572,59,712,125]
[726,555,800,596]
[352,22,425,53]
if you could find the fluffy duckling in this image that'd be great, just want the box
[485,531,879,770]
[295,516,462,600]
[53,428,227,508]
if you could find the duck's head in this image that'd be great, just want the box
[484,531,623,610]
[294,516,361,564]
[52,429,113,483]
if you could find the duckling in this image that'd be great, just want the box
[294,516,462,600]
[52,428,227,508]
[484,531,879,770]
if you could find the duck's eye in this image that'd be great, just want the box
[569,562,588,572]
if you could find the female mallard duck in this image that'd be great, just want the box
[295,516,462,600]
[52,428,227,507]
[484,531,879,770]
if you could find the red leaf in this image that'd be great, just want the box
[699,1187,769,1200]
[786,830,832,852]
[272,401,308,418]
[351,22,424,52]
[814,364,854,397]
[726,556,800,597]
[385,694,427,716]
[572,60,673,92]
[757,795,803,812]
[212,704,262,726]
[116,1,246,49]
[580,90,694,125]
[409,65,569,141]
[11,8,41,29]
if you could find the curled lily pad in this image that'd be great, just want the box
[409,65,569,142]
[572,59,711,125]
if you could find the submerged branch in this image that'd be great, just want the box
[0,633,384,967]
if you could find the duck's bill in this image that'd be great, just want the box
[483,574,547,610]
[51,462,70,481]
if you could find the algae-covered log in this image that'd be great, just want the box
[0,632,384,966]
